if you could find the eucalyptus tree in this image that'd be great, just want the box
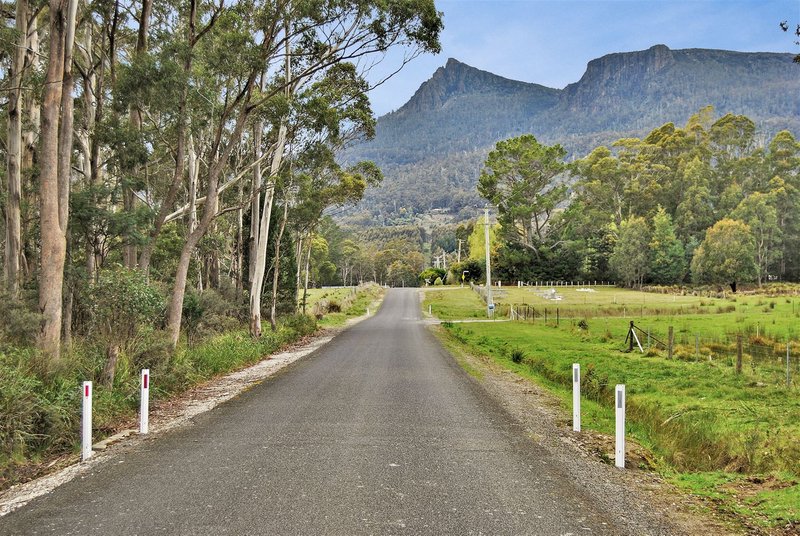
[730,192,780,286]
[609,216,650,288]
[38,0,80,359]
[4,0,31,297]
[159,0,441,345]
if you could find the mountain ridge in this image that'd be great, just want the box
[342,45,800,224]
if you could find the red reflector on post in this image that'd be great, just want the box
[144,374,149,389]
[85,385,89,397]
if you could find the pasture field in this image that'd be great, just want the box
[301,284,385,327]
[425,286,800,342]
[424,285,800,529]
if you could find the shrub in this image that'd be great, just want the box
[510,348,525,364]
[282,314,317,338]
[182,291,204,347]
[82,268,165,348]
[78,268,165,386]
[433,277,443,286]
[577,319,589,330]
[0,291,42,348]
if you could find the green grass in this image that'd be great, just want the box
[428,285,800,528]
[0,314,318,491]
[673,472,800,527]
[424,286,800,342]
[310,283,386,328]
[422,287,489,319]
[302,287,355,311]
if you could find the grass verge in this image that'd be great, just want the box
[0,314,318,491]
[435,313,800,530]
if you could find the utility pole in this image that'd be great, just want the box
[457,239,463,264]
[484,207,493,317]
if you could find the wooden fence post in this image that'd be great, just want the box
[668,326,674,359]
[736,335,743,374]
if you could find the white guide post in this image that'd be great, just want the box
[140,369,150,434]
[615,384,626,468]
[572,364,581,432]
[82,381,93,461]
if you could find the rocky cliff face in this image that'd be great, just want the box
[562,45,676,111]
[396,58,557,115]
[552,45,798,133]
[343,45,800,220]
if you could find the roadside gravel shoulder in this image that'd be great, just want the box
[431,323,744,536]
[0,309,378,517]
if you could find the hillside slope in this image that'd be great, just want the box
[342,45,799,223]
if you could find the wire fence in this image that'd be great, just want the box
[462,281,799,389]
[492,301,799,385]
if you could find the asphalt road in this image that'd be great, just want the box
[1,289,626,535]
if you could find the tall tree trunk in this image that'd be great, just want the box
[124,0,153,267]
[302,240,310,315]
[22,14,39,173]
[77,24,97,280]
[166,92,253,348]
[295,235,303,294]
[38,0,78,360]
[187,133,199,233]
[5,0,27,296]
[248,122,287,337]
[236,180,244,291]
[138,0,190,274]
[248,123,263,286]
[269,194,289,331]
[249,179,275,337]
[249,34,291,338]
[21,15,40,284]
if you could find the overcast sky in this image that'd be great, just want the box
[363,0,799,116]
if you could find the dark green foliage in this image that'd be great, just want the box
[182,291,204,347]
[451,259,483,284]
[80,268,165,346]
[479,134,568,255]
[649,208,687,285]
[419,267,446,285]
[492,241,582,283]
[510,348,525,364]
[0,292,42,349]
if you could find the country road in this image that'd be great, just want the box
[2,289,633,535]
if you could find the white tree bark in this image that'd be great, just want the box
[248,123,262,286]
[5,0,27,297]
[248,122,286,337]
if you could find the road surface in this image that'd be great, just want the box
[1,289,626,535]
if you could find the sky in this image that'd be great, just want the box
[364,0,800,116]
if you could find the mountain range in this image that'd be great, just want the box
[341,45,800,225]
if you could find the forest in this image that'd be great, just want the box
[0,0,442,481]
[451,107,800,288]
